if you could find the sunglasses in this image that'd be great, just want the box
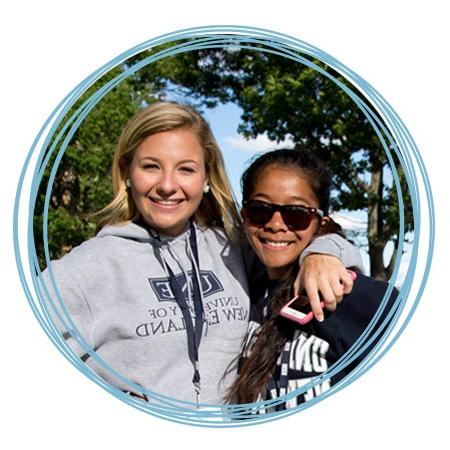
[242,200,324,231]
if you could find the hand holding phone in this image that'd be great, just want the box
[280,269,357,325]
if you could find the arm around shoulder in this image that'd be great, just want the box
[300,233,365,272]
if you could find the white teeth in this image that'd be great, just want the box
[263,240,290,247]
[153,199,181,205]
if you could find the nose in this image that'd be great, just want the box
[156,170,178,197]
[264,211,288,232]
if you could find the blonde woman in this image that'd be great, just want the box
[42,102,361,407]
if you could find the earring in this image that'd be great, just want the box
[203,184,210,194]
[125,179,131,188]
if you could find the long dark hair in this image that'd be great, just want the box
[227,148,344,404]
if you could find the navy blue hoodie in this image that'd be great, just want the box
[244,273,398,410]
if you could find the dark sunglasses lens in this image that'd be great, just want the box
[282,206,312,230]
[245,202,274,225]
[245,202,317,230]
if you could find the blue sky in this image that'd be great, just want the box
[201,103,248,202]
[202,102,293,204]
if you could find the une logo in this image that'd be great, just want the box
[148,270,224,302]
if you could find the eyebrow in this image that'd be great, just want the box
[138,156,200,165]
[252,193,311,204]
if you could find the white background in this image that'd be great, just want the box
[1,1,448,448]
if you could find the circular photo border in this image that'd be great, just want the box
[14,25,434,426]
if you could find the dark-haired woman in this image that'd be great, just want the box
[227,149,398,410]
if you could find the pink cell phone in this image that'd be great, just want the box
[347,269,357,282]
[279,269,357,325]
[279,296,324,325]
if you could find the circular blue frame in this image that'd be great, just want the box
[14,25,434,427]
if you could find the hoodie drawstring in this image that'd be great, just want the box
[153,221,204,405]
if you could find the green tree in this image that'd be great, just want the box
[34,67,157,268]
[141,45,412,280]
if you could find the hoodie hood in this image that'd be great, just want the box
[97,221,197,274]
[97,221,157,242]
[97,221,193,244]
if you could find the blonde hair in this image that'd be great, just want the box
[96,101,241,239]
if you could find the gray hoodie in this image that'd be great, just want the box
[42,222,250,406]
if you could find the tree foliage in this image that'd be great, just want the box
[34,67,156,268]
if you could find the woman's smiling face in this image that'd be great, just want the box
[243,165,321,279]
[128,129,208,236]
